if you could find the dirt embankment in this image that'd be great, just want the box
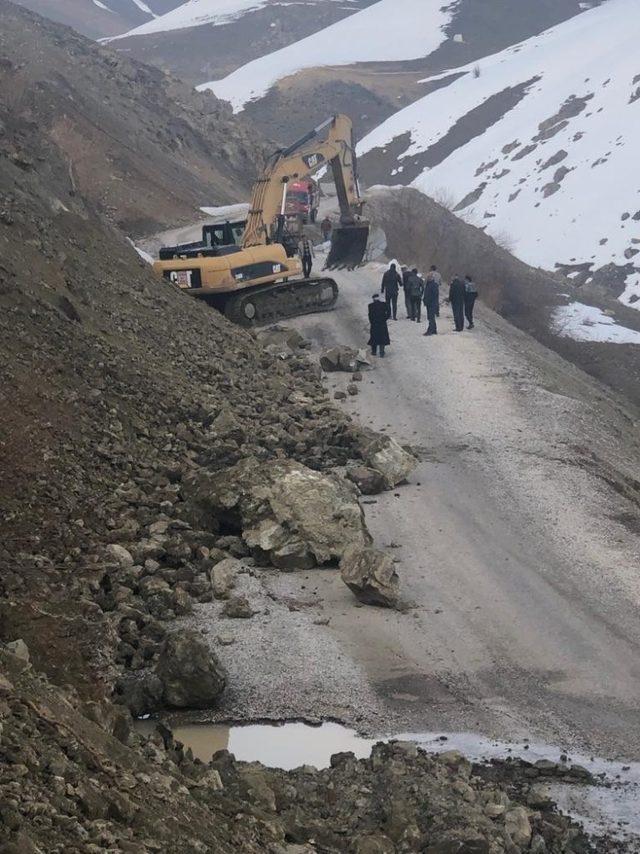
[0,1,264,235]
[366,186,640,409]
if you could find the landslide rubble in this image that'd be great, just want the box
[0,6,610,851]
[0,646,606,853]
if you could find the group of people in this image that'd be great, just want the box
[368,262,478,357]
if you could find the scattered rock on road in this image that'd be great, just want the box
[356,434,417,489]
[155,630,227,709]
[340,544,400,608]
[222,595,256,619]
[320,345,370,373]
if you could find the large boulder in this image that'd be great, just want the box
[114,670,163,717]
[340,545,400,608]
[320,345,371,373]
[155,631,227,709]
[356,434,417,489]
[210,557,240,600]
[184,457,371,570]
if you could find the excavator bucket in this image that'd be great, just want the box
[325,223,370,270]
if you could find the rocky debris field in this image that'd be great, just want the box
[2,645,623,854]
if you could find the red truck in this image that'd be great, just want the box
[285,179,319,224]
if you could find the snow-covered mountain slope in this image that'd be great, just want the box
[199,0,455,110]
[358,0,639,307]
[11,0,183,38]
[108,0,376,84]
[109,0,285,37]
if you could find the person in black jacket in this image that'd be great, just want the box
[406,269,425,322]
[368,293,390,357]
[449,277,466,332]
[464,275,478,328]
[423,275,440,335]
[381,263,402,320]
[401,265,412,319]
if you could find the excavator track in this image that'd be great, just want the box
[223,277,339,327]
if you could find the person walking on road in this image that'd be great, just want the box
[299,235,315,278]
[427,266,442,316]
[464,275,478,329]
[368,293,390,357]
[381,262,402,320]
[406,268,425,322]
[449,276,466,332]
[320,216,332,242]
[401,265,412,319]
[423,273,440,336]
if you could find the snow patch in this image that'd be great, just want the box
[199,202,250,222]
[127,238,154,264]
[552,302,640,344]
[357,0,640,308]
[199,0,454,111]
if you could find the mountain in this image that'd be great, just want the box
[10,0,184,38]
[357,0,639,308]
[0,0,263,235]
[191,0,594,143]
[107,0,377,84]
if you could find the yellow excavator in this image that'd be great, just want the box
[153,114,369,325]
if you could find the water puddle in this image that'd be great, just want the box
[136,719,374,769]
[136,719,640,845]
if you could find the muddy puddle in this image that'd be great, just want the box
[136,719,640,846]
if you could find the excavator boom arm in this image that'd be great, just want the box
[243,114,364,248]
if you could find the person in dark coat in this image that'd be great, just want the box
[401,266,412,319]
[464,275,478,329]
[368,293,390,357]
[448,277,466,332]
[423,275,440,335]
[299,235,314,278]
[381,263,402,320]
[320,216,332,242]
[428,265,442,316]
[406,268,425,322]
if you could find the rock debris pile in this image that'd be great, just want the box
[0,646,607,853]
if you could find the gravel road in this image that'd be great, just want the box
[279,258,640,759]
[180,249,640,762]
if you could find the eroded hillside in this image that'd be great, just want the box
[0,0,263,234]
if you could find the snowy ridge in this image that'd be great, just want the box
[109,0,266,37]
[198,0,455,111]
[110,0,357,39]
[358,0,640,308]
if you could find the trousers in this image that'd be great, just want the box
[385,293,398,320]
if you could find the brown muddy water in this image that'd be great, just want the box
[135,719,640,847]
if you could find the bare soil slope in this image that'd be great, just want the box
[0,1,263,235]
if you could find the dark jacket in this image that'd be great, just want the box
[464,279,478,296]
[449,278,466,303]
[406,272,424,299]
[368,300,391,346]
[423,278,439,307]
[381,268,402,297]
